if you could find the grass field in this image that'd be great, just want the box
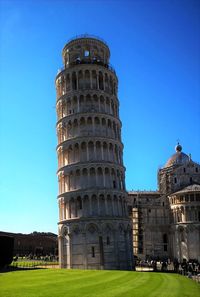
[0,269,199,297]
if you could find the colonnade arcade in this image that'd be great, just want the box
[169,192,200,223]
[57,140,123,167]
[57,114,121,144]
[56,68,117,99]
[58,165,125,194]
[56,93,119,119]
[171,205,200,223]
[58,192,128,220]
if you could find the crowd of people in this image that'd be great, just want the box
[136,258,200,276]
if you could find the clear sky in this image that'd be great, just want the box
[0,0,199,234]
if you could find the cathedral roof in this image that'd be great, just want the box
[170,184,200,195]
[164,143,190,168]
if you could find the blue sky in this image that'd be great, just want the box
[0,0,199,234]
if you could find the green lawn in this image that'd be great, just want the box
[0,269,199,297]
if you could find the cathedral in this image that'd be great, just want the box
[55,35,200,269]
[128,143,200,262]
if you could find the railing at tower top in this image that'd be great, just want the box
[66,34,109,47]
[57,59,116,75]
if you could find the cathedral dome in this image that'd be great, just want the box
[164,143,190,168]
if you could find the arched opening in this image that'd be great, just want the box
[93,94,99,112]
[66,74,70,91]
[91,194,98,216]
[67,99,72,115]
[99,72,104,90]
[99,194,106,216]
[88,141,95,161]
[107,119,112,137]
[73,119,78,137]
[72,96,78,113]
[68,145,73,164]
[82,168,88,189]
[100,96,105,113]
[83,195,89,216]
[67,121,72,138]
[103,142,108,161]
[80,117,86,135]
[69,198,77,218]
[85,94,92,112]
[105,167,110,188]
[85,70,90,89]
[107,195,113,216]
[97,167,103,187]
[77,196,82,217]
[74,143,79,163]
[109,143,114,162]
[87,117,93,135]
[105,74,109,92]
[90,167,96,187]
[80,142,87,162]
[92,70,97,89]
[96,141,102,160]
[75,169,81,190]
[79,95,84,112]
[72,72,77,90]
[78,71,84,90]
[102,118,106,136]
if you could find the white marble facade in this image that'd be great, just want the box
[128,144,200,262]
[56,36,133,270]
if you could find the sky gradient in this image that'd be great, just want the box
[0,0,200,234]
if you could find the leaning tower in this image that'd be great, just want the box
[56,35,133,270]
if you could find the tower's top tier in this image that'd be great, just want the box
[62,35,110,68]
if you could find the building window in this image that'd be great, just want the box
[106,237,110,245]
[163,234,168,251]
[91,246,95,257]
[190,194,194,202]
[84,50,90,57]
[138,246,143,254]
[174,177,177,183]
[195,167,198,173]
[148,209,151,213]
[196,194,200,201]
[113,181,116,188]
[78,198,82,209]
[183,168,186,173]
[190,177,193,183]
[180,231,185,242]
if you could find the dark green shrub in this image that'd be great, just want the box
[0,236,14,268]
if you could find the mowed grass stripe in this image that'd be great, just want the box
[0,269,199,297]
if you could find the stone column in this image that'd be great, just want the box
[77,97,80,112]
[58,235,64,268]
[82,232,88,269]
[97,73,99,90]
[67,234,72,269]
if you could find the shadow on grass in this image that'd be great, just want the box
[0,266,45,273]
